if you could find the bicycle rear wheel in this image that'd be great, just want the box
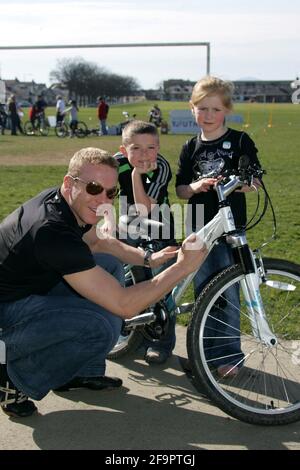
[187,258,300,425]
[75,121,88,138]
[39,120,50,136]
[24,121,36,136]
[55,123,68,137]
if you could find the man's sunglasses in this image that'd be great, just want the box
[68,175,119,199]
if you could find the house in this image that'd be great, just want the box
[163,80,194,101]
[4,78,48,105]
[162,78,293,103]
[232,80,293,103]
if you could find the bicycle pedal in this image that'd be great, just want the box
[176,303,194,314]
[124,312,156,329]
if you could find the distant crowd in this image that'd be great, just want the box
[0,93,166,138]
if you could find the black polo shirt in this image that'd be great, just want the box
[0,188,95,302]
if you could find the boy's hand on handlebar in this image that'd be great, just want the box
[149,245,178,268]
[191,177,219,193]
[177,234,208,274]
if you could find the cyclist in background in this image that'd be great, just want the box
[30,95,47,129]
[149,104,162,127]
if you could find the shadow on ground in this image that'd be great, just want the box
[10,351,300,450]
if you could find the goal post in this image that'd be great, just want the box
[0,42,211,76]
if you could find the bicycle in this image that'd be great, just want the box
[24,112,50,136]
[108,157,300,426]
[55,117,88,138]
[116,111,137,135]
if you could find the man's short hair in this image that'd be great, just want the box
[122,120,159,145]
[67,147,118,176]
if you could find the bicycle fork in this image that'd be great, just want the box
[228,234,278,347]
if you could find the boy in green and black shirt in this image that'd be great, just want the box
[114,120,176,364]
[115,120,175,243]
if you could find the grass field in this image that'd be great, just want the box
[1,100,299,325]
[1,100,299,264]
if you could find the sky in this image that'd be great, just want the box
[0,0,299,89]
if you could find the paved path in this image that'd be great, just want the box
[0,326,299,450]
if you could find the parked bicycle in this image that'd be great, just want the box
[55,118,88,138]
[116,111,137,135]
[108,157,300,426]
[24,112,50,136]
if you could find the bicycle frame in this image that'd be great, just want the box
[125,172,278,348]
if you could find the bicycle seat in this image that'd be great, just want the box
[119,214,163,239]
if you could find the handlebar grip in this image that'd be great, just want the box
[238,155,250,171]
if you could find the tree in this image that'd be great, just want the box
[50,57,140,103]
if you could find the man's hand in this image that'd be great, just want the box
[149,245,178,268]
[176,233,208,274]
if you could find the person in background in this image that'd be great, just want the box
[56,95,66,126]
[97,96,109,136]
[7,95,24,136]
[0,103,8,135]
[65,99,79,137]
[149,104,162,127]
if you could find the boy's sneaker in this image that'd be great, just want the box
[144,348,171,365]
[0,364,37,418]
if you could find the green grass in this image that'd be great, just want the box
[1,101,300,326]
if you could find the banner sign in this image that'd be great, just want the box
[169,110,244,134]
[170,110,198,134]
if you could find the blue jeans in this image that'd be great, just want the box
[0,254,124,400]
[193,241,244,367]
[145,254,176,354]
[99,119,107,135]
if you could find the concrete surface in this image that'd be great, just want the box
[0,325,299,450]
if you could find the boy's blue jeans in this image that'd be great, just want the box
[120,235,176,355]
[0,254,124,400]
[193,241,244,368]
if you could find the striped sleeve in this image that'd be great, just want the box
[147,154,171,202]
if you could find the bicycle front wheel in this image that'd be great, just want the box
[187,258,300,425]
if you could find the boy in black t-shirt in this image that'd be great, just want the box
[115,121,176,365]
[176,76,261,378]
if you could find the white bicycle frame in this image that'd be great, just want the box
[168,174,278,348]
